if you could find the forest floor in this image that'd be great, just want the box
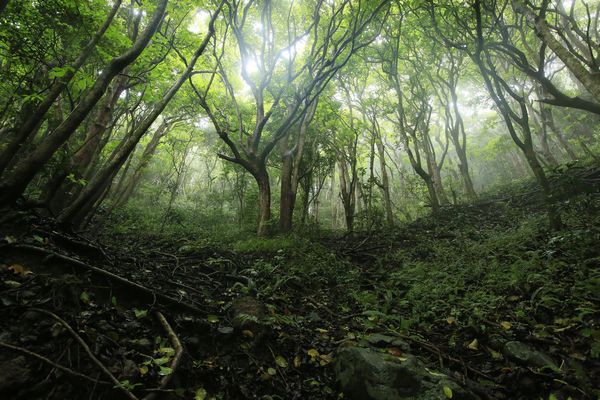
[1,165,600,400]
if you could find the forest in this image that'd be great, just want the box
[0,0,599,398]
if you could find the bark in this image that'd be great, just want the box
[0,0,167,206]
[47,79,125,213]
[517,1,600,102]
[0,0,123,174]
[113,120,170,208]
[255,169,271,237]
[374,132,393,226]
[278,101,316,233]
[474,0,562,230]
[57,3,220,228]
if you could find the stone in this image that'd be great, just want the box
[0,356,31,394]
[367,334,410,352]
[503,341,557,369]
[334,346,475,400]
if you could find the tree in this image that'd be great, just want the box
[191,0,389,236]
[0,0,169,206]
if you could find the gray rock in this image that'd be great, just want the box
[503,341,557,369]
[367,334,410,352]
[0,356,31,393]
[334,346,474,400]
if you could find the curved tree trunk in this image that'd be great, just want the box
[0,0,167,206]
[0,0,123,175]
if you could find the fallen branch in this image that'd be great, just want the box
[0,341,111,385]
[142,311,183,400]
[8,244,205,314]
[31,308,139,400]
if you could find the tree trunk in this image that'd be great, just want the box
[113,120,170,207]
[279,148,294,233]
[374,133,393,226]
[0,0,167,206]
[0,0,122,175]
[255,169,271,237]
[56,3,221,228]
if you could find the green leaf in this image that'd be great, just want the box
[153,356,170,366]
[275,355,288,368]
[158,366,173,376]
[443,386,453,398]
[134,308,148,319]
[80,291,90,304]
[207,314,219,323]
[194,388,207,400]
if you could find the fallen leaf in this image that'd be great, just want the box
[500,321,512,330]
[467,338,479,350]
[446,317,457,325]
[489,349,503,360]
[242,329,254,338]
[207,315,219,323]
[387,347,403,357]
[307,348,319,358]
[443,386,453,398]
[8,264,32,276]
[194,388,207,400]
[275,356,288,368]
[319,353,333,366]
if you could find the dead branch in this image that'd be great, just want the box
[30,308,139,400]
[141,311,183,400]
[0,341,111,385]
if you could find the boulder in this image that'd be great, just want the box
[503,341,557,369]
[334,346,474,400]
[366,334,410,352]
[0,356,32,394]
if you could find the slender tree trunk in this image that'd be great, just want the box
[255,169,271,237]
[0,0,167,206]
[0,0,123,175]
[114,120,169,207]
[375,134,393,226]
[56,4,221,228]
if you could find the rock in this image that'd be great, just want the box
[503,341,557,369]
[367,334,410,352]
[0,356,31,394]
[334,346,475,400]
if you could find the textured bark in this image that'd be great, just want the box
[113,120,170,208]
[278,101,316,233]
[517,1,600,102]
[255,170,271,238]
[0,0,167,206]
[0,0,123,174]
[57,4,219,227]
[375,137,393,226]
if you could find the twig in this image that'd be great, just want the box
[8,244,205,314]
[30,308,139,400]
[389,329,497,382]
[142,311,183,400]
[0,341,111,385]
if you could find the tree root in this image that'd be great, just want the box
[142,311,183,400]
